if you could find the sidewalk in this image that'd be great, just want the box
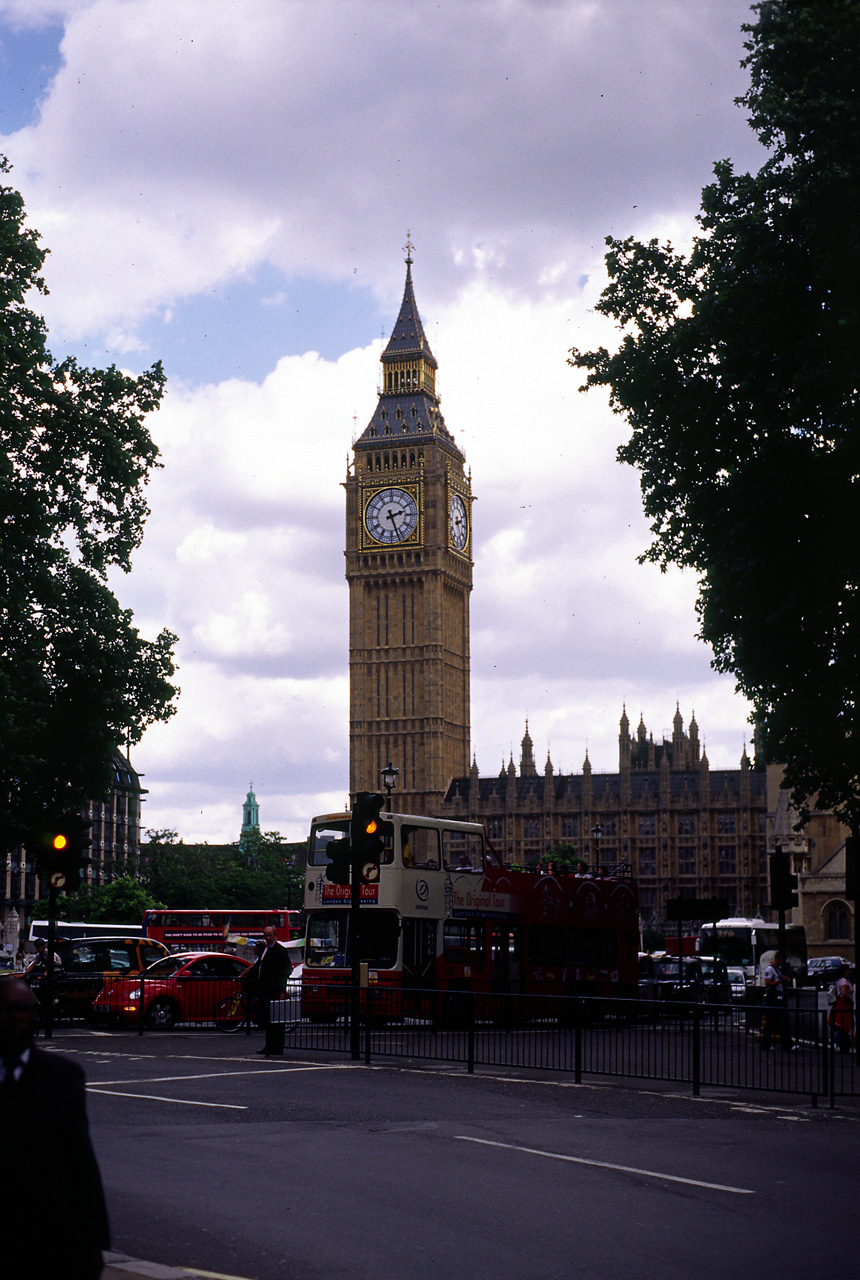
[104,1252,252,1280]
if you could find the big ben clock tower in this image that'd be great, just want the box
[346,242,473,814]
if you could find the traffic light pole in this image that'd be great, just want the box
[349,845,361,1060]
[44,882,58,1040]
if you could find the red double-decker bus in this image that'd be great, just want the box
[143,908,301,952]
[302,810,639,1022]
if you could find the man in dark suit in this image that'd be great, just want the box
[244,924,293,1055]
[0,977,110,1277]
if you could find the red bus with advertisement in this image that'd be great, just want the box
[143,908,301,952]
[302,810,639,1022]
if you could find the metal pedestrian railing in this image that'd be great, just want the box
[87,977,858,1106]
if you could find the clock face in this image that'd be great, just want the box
[364,487,419,544]
[449,493,468,550]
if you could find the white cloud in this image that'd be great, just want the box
[3,0,763,840]
[3,0,763,343]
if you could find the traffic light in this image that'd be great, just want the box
[351,792,386,881]
[770,847,799,910]
[37,812,92,892]
[324,836,352,886]
[845,836,859,902]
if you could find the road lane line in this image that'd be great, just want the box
[456,1136,755,1195]
[89,1064,355,1086]
[88,1087,247,1109]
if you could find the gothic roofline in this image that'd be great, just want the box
[445,767,766,806]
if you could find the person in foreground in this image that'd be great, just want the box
[0,976,110,1277]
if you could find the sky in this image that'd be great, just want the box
[1,0,769,843]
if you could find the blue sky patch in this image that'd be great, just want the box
[54,268,389,385]
[0,20,64,134]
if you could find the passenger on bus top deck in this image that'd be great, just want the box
[457,851,472,869]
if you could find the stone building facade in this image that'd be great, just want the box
[767,764,854,963]
[442,711,769,929]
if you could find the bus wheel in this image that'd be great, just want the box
[146,997,179,1028]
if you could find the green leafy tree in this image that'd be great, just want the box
[139,829,304,911]
[544,843,587,873]
[570,1,860,830]
[60,875,165,926]
[1,158,178,854]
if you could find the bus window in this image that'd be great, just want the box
[443,921,486,964]
[442,831,483,871]
[354,912,399,968]
[309,824,349,866]
[307,913,347,966]
[402,826,440,869]
[306,911,399,969]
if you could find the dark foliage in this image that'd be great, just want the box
[570,2,860,828]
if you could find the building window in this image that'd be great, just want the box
[523,818,541,840]
[561,817,578,839]
[718,846,737,875]
[487,819,504,841]
[827,903,851,940]
[717,814,736,835]
[678,846,696,877]
[639,814,656,837]
[639,847,656,876]
[597,816,618,837]
[678,814,696,836]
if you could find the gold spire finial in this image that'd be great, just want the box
[404,230,414,264]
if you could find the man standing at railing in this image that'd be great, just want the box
[760,952,794,1052]
[244,924,293,1055]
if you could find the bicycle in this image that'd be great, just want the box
[214,990,260,1032]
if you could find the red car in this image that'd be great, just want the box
[93,951,253,1027]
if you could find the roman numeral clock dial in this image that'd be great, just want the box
[364,487,419,545]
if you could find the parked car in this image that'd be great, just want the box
[94,951,253,1027]
[642,956,731,1005]
[727,965,748,1003]
[25,936,170,1020]
[806,956,849,988]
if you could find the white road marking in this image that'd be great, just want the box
[89,1065,352,1086]
[88,1087,247,1109]
[456,1136,755,1195]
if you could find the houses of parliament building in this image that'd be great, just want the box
[347,247,768,927]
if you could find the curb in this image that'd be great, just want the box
[103,1253,254,1280]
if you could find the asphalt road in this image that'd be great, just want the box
[46,1029,860,1280]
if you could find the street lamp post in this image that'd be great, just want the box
[380,760,399,810]
[591,824,603,873]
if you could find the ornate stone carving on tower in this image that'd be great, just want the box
[345,242,473,814]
